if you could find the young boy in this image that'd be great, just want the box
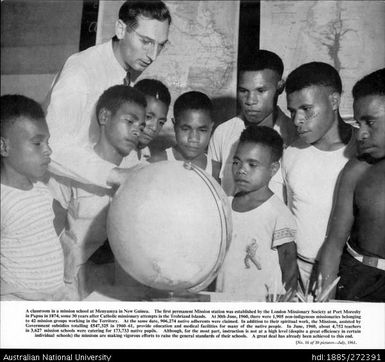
[48,85,146,299]
[208,49,296,197]
[150,91,220,181]
[318,68,385,302]
[216,125,298,301]
[133,78,171,161]
[282,62,356,290]
[1,95,66,300]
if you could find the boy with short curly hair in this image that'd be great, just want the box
[216,125,298,301]
[318,68,385,302]
[1,94,66,300]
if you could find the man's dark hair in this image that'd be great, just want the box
[239,125,283,162]
[134,79,171,107]
[352,68,385,100]
[239,49,284,78]
[119,0,171,29]
[286,62,342,95]
[1,94,45,136]
[173,91,213,123]
[96,85,147,121]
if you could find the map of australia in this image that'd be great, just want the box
[260,0,385,119]
[139,1,239,117]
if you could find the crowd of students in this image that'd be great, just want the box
[1,1,384,302]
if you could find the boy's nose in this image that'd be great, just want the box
[293,112,304,127]
[188,131,200,142]
[132,124,143,137]
[236,165,247,175]
[245,92,257,105]
[357,125,369,141]
[147,120,157,132]
[45,143,52,156]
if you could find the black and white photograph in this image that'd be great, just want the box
[1,0,384,356]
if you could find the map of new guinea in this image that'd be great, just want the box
[139,1,239,117]
[260,0,385,120]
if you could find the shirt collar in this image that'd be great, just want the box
[108,39,127,80]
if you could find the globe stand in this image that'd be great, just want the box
[148,289,210,302]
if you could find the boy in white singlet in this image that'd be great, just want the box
[208,49,296,199]
[150,91,220,182]
[282,62,356,290]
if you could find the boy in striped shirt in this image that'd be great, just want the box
[1,95,66,300]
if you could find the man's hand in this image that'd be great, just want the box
[107,163,147,187]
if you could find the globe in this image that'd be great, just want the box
[107,160,232,294]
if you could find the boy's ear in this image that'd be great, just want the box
[270,161,280,177]
[277,79,285,95]
[115,19,126,40]
[98,108,111,126]
[0,137,9,157]
[329,92,341,111]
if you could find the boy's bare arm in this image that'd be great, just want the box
[318,159,362,293]
[277,241,298,292]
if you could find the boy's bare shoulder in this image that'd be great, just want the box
[364,158,385,179]
[340,156,374,187]
[371,157,385,170]
[343,156,371,174]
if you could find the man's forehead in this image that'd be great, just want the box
[177,109,212,122]
[14,116,46,128]
[135,16,169,41]
[237,141,271,156]
[354,95,385,116]
[7,116,48,137]
[287,85,329,102]
[118,101,145,113]
[239,69,279,82]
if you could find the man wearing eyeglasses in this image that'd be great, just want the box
[45,1,171,188]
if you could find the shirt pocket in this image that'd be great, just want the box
[68,187,110,221]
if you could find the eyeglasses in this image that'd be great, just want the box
[128,27,169,54]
